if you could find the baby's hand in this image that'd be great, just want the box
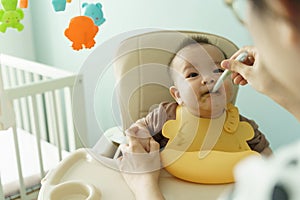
[125,125,152,152]
[118,136,163,199]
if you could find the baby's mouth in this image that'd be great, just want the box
[201,89,219,97]
[201,90,211,97]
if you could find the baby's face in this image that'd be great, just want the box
[170,43,235,118]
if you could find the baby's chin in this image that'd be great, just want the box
[197,99,227,118]
[199,92,227,105]
[183,105,226,119]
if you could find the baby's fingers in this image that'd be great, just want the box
[149,138,160,152]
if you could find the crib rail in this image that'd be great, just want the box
[0,54,87,200]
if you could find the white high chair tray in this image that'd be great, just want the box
[38,148,232,200]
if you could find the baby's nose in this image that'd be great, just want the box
[201,78,215,85]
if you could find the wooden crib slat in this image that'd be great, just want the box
[7,67,23,129]
[51,90,63,160]
[54,89,68,151]
[17,70,31,132]
[44,91,56,146]
[65,87,76,151]
[12,126,28,200]
[34,75,48,141]
[24,71,34,134]
[31,95,45,178]
[0,65,9,89]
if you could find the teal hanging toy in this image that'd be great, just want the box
[52,0,66,12]
[82,2,105,26]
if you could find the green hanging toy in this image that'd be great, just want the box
[0,0,24,33]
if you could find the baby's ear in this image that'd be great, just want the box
[169,86,183,105]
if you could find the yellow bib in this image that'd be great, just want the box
[161,103,260,184]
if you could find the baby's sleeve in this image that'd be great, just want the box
[134,101,177,148]
[239,115,270,153]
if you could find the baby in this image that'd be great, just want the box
[126,36,272,157]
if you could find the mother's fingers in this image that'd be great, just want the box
[118,138,161,173]
[120,137,159,155]
[232,73,248,85]
[126,127,151,152]
[230,46,255,60]
[222,58,253,85]
[126,136,148,153]
[222,46,257,85]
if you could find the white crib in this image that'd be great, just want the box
[0,54,88,200]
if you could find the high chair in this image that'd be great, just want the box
[38,30,241,200]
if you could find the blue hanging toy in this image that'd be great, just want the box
[52,0,66,11]
[82,2,105,26]
[52,0,71,12]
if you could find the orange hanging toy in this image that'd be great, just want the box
[19,0,28,8]
[64,16,99,50]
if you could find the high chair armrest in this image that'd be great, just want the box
[103,126,126,144]
[92,126,125,158]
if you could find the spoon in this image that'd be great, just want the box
[211,52,248,93]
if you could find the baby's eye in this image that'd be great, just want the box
[186,72,199,78]
[213,69,225,73]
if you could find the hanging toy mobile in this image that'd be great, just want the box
[82,2,105,26]
[64,15,98,50]
[0,0,24,33]
[52,0,72,12]
[19,0,28,8]
[64,2,105,51]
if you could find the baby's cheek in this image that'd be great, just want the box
[224,81,235,102]
[180,84,195,98]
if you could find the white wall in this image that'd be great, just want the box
[2,0,299,149]
[0,6,35,60]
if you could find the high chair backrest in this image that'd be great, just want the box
[114,30,239,130]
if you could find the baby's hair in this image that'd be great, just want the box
[168,35,227,80]
[169,35,227,66]
[174,36,210,56]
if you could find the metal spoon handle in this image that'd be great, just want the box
[212,52,248,93]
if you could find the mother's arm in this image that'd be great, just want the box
[118,133,165,200]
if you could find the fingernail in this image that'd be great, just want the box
[222,60,229,69]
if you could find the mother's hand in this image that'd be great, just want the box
[221,46,277,95]
[118,135,164,200]
[221,46,300,118]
